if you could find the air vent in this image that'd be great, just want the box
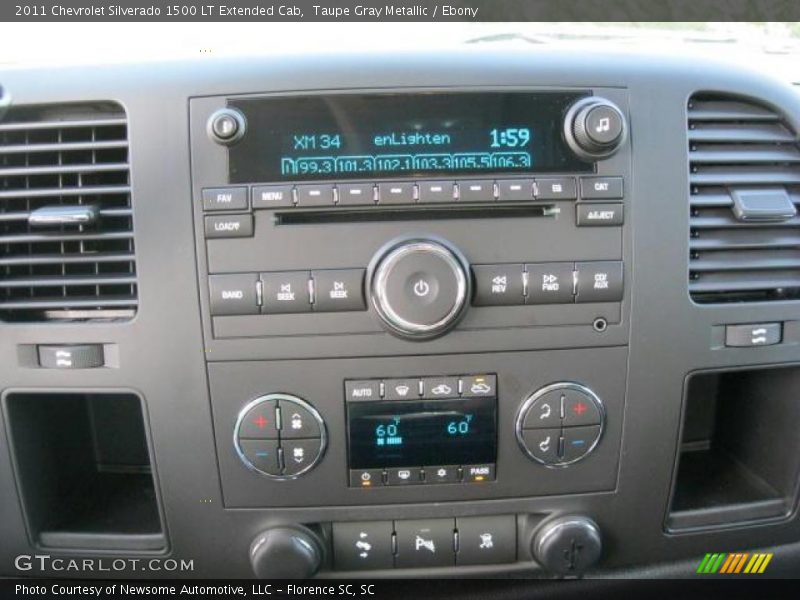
[0,102,136,321]
[688,93,800,303]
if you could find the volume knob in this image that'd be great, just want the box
[564,97,626,161]
[369,238,470,340]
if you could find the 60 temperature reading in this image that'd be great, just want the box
[446,414,473,435]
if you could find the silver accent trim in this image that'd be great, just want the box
[515,382,605,468]
[371,240,468,338]
[233,393,327,481]
[28,205,98,227]
[563,96,627,161]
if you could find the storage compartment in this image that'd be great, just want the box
[3,392,165,550]
[667,366,800,531]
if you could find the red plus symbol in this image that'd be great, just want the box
[573,402,588,416]
[253,415,269,429]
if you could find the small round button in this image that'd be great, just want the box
[584,104,623,146]
[370,239,470,339]
[207,108,246,145]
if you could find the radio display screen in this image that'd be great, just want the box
[347,397,496,469]
[228,92,591,182]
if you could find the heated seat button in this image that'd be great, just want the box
[456,515,516,565]
[260,271,311,313]
[238,439,281,476]
[209,273,258,315]
[333,521,394,571]
[535,178,577,200]
[202,187,248,211]
[562,426,601,462]
[238,399,280,439]
[252,185,294,209]
[521,428,560,465]
[580,176,623,199]
[312,269,366,312]
[395,519,455,568]
[575,261,623,303]
[281,439,323,476]
[278,402,320,439]
[472,264,525,306]
[204,214,254,238]
[525,263,575,304]
[458,180,495,202]
[562,390,602,427]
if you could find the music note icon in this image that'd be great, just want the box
[595,117,611,134]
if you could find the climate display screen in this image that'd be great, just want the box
[228,92,591,182]
[347,398,497,469]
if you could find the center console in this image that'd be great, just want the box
[189,86,631,574]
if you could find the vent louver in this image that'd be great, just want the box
[688,93,800,303]
[0,102,137,321]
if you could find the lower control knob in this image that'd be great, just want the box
[250,525,323,579]
[533,516,602,577]
[369,238,471,339]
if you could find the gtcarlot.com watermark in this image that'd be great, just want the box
[15,554,194,573]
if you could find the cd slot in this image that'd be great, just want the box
[274,204,558,225]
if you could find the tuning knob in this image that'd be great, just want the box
[532,516,602,577]
[250,525,323,579]
[564,97,626,160]
[369,238,471,340]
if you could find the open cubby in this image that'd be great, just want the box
[4,392,165,550]
[667,365,800,531]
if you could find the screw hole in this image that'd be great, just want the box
[592,317,608,333]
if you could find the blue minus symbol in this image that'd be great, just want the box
[255,451,269,457]
[571,440,586,447]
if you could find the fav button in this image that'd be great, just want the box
[456,515,516,565]
[202,187,248,211]
[260,271,311,313]
[204,214,253,238]
[312,269,366,312]
[472,264,525,306]
[394,519,455,568]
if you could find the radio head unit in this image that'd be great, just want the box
[227,92,594,183]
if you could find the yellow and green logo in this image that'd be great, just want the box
[697,552,773,574]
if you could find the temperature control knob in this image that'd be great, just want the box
[564,97,627,160]
[250,525,323,579]
[369,238,471,340]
